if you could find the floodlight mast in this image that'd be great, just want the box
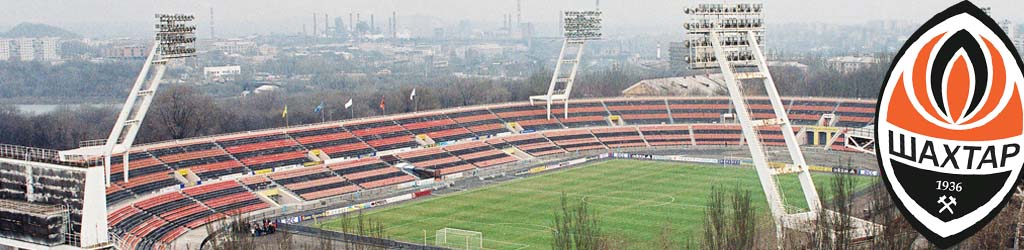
[102,14,196,185]
[683,2,821,240]
[530,10,601,119]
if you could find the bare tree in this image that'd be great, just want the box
[809,174,855,250]
[552,193,619,250]
[141,85,224,142]
[701,186,762,250]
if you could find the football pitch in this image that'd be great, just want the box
[317,159,877,250]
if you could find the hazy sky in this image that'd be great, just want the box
[2,0,1021,38]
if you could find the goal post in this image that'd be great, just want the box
[435,228,483,250]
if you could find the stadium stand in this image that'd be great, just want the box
[787,99,840,125]
[106,183,135,206]
[543,129,607,152]
[397,147,476,175]
[395,114,477,143]
[182,180,269,216]
[114,191,217,250]
[219,133,308,172]
[490,104,565,131]
[591,127,648,148]
[149,142,246,180]
[756,126,802,146]
[605,99,672,125]
[269,167,357,200]
[835,100,876,127]
[288,126,375,159]
[345,120,418,152]
[639,125,693,146]
[551,101,612,128]
[109,152,178,197]
[497,133,566,156]
[691,124,744,145]
[667,98,731,124]
[442,141,519,168]
[89,96,877,248]
[328,158,416,190]
[447,108,510,136]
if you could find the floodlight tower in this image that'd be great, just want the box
[102,14,196,185]
[530,10,601,119]
[684,3,821,234]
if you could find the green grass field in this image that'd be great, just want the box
[318,159,877,250]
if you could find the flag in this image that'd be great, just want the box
[314,102,324,113]
[344,98,353,109]
[409,88,416,100]
[379,95,386,111]
[281,105,288,118]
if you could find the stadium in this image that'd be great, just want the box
[0,3,905,250]
[0,93,882,249]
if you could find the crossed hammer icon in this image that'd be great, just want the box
[938,195,957,214]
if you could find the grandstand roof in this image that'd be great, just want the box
[622,75,727,96]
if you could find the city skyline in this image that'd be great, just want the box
[2,0,1021,38]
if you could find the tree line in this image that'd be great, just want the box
[0,54,889,150]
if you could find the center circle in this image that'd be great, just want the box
[580,191,676,207]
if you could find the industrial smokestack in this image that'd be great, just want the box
[393,11,397,39]
[371,14,375,34]
[350,13,354,32]
[210,7,215,39]
[657,42,662,59]
[313,13,318,37]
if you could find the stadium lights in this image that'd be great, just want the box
[680,3,883,246]
[102,13,195,184]
[155,14,196,59]
[683,4,765,70]
[530,9,602,119]
[563,10,602,40]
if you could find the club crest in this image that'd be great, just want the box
[876,1,1024,247]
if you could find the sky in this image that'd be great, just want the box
[1,0,1021,38]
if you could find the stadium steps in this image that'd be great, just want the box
[483,108,511,129]
[392,118,433,147]
[182,192,215,211]
[441,113,485,139]
[550,113,569,129]
[337,123,380,156]
[108,182,140,208]
[213,142,253,175]
[687,125,697,146]
[537,133,571,152]
[236,177,281,207]
[662,98,676,124]
[591,130,611,150]
[267,177,308,202]
[598,100,614,117]
[283,132,310,152]
[633,126,653,147]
